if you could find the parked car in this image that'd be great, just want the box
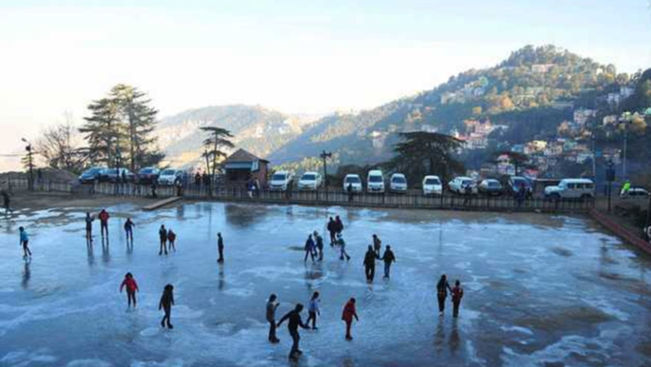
[422,175,442,196]
[137,167,160,184]
[544,178,595,200]
[366,170,385,194]
[298,171,322,191]
[507,176,533,197]
[448,176,477,195]
[343,174,363,193]
[269,170,293,191]
[78,167,106,184]
[478,179,503,196]
[101,168,134,182]
[624,186,650,197]
[158,169,184,186]
[389,173,408,193]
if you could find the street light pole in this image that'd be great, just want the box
[320,150,332,200]
[21,138,34,191]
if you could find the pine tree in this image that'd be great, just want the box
[200,126,234,189]
[79,97,123,166]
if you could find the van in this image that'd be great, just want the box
[366,170,385,194]
[544,178,595,199]
[389,173,407,193]
[343,174,362,192]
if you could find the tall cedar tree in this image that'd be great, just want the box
[387,131,464,184]
[79,97,122,166]
[200,126,234,188]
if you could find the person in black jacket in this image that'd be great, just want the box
[159,284,175,329]
[436,274,453,315]
[277,303,309,360]
[327,217,336,246]
[363,246,376,282]
[381,245,396,279]
[217,232,224,263]
[158,225,168,255]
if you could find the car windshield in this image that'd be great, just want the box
[106,169,117,174]
[425,178,440,185]
[345,176,360,183]
[271,174,286,181]
[462,180,472,186]
[369,175,383,183]
[512,178,529,187]
[488,181,500,187]
[162,169,175,175]
[301,174,316,181]
[140,168,153,174]
[392,176,406,183]
[86,168,102,174]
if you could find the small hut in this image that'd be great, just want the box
[222,149,269,188]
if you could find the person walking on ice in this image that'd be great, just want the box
[306,291,320,329]
[313,231,324,261]
[338,233,351,261]
[451,280,464,318]
[18,226,32,259]
[436,274,453,316]
[158,225,168,255]
[277,303,310,360]
[381,245,396,279]
[167,229,177,252]
[85,212,94,244]
[159,284,175,329]
[304,234,316,263]
[341,297,359,340]
[372,234,382,258]
[327,217,336,246]
[217,232,224,263]
[98,209,110,239]
[266,294,280,343]
[124,218,135,243]
[363,245,376,282]
[119,272,139,309]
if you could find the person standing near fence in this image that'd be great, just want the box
[19,226,32,259]
[217,232,224,263]
[98,209,110,239]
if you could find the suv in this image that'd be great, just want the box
[478,179,503,196]
[78,167,106,184]
[343,174,363,192]
[422,175,442,196]
[507,176,532,197]
[101,168,134,182]
[158,169,184,186]
[389,173,408,193]
[448,176,476,195]
[137,167,160,184]
[298,171,322,191]
[269,171,293,191]
[366,170,385,194]
[544,178,595,200]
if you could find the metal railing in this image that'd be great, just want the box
[3,178,595,213]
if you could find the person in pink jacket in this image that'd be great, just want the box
[119,272,139,309]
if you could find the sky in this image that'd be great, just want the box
[1,0,650,169]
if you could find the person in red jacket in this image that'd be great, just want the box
[341,297,359,340]
[167,229,177,252]
[119,272,139,309]
[451,280,464,318]
[98,209,110,238]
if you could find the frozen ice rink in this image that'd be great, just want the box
[1,202,650,366]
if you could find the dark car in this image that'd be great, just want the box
[78,167,106,184]
[478,179,503,196]
[137,167,160,184]
[101,168,134,183]
[507,176,533,197]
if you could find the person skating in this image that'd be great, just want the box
[338,233,351,261]
[85,212,95,244]
[381,245,396,279]
[124,217,135,243]
[341,298,359,340]
[119,272,139,309]
[158,225,168,255]
[98,209,110,238]
[277,303,310,360]
[217,232,224,263]
[18,226,32,259]
[363,246,376,282]
[1,190,11,215]
[313,231,324,261]
[304,234,316,263]
[451,280,464,318]
[372,234,382,258]
[159,284,175,329]
[334,215,344,235]
[327,217,336,246]
[167,229,177,252]
[305,291,320,330]
[266,294,280,343]
[436,274,453,315]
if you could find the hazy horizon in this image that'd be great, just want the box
[1,0,650,170]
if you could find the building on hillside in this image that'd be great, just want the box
[370,130,389,149]
[531,64,554,73]
[524,140,547,155]
[602,114,618,126]
[573,109,596,126]
[510,144,525,154]
[223,149,269,188]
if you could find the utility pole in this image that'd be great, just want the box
[21,138,34,191]
[620,112,631,180]
[320,150,332,200]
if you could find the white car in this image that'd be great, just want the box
[544,178,595,199]
[158,169,183,185]
[269,170,293,191]
[448,176,477,195]
[367,170,385,194]
[298,171,322,191]
[343,174,363,192]
[389,173,408,193]
[422,175,443,196]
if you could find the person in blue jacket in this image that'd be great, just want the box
[19,227,32,259]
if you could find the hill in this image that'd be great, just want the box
[156,105,318,168]
[269,45,624,168]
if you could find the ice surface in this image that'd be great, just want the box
[1,202,650,366]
